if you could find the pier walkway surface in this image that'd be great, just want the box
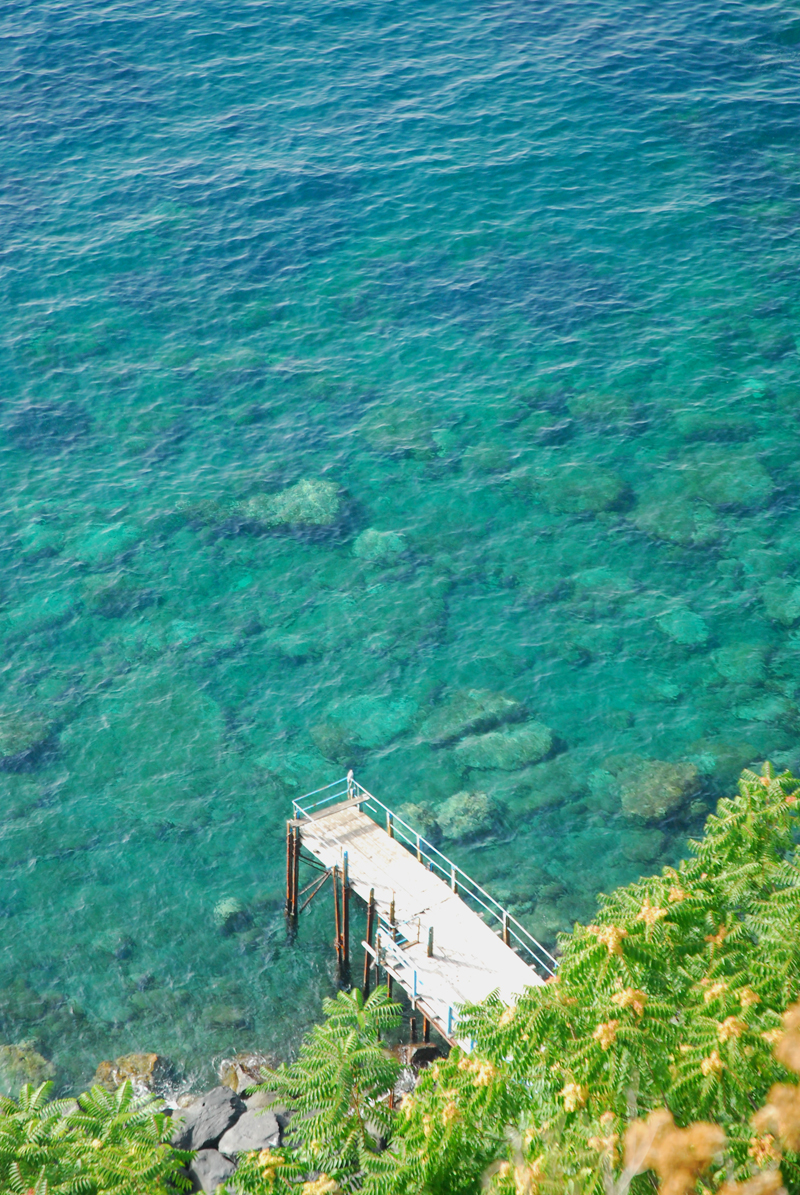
[289,776,556,1049]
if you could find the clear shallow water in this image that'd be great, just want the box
[3,0,800,1091]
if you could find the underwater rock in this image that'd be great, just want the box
[711,642,769,684]
[323,694,418,751]
[0,710,51,769]
[396,802,442,845]
[454,722,554,771]
[94,1052,170,1093]
[359,405,437,459]
[656,606,709,646]
[419,688,526,745]
[240,479,341,528]
[674,411,756,443]
[567,391,639,430]
[309,722,362,767]
[95,931,135,961]
[632,491,719,548]
[16,521,64,560]
[607,756,700,821]
[0,1042,55,1096]
[83,576,159,619]
[734,692,796,726]
[219,1052,272,1093]
[436,791,505,841]
[353,528,406,562]
[206,1004,253,1031]
[3,399,90,450]
[517,411,574,445]
[686,738,758,789]
[761,579,800,627]
[2,588,77,638]
[532,465,629,516]
[586,768,622,814]
[69,521,141,565]
[683,449,774,511]
[213,898,253,936]
[461,442,509,472]
[492,752,587,815]
[622,828,666,863]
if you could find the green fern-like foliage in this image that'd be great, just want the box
[359,765,800,1195]
[244,987,402,1188]
[0,1079,192,1194]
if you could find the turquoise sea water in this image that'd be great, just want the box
[3,0,800,1091]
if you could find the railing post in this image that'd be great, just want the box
[387,811,394,839]
[427,926,434,957]
[416,833,421,862]
[450,865,458,894]
[347,769,354,801]
[447,1006,453,1038]
[502,910,510,946]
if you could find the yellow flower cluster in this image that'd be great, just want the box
[718,1016,746,1042]
[700,1049,723,1076]
[560,1082,587,1112]
[458,1055,497,1085]
[587,924,627,955]
[611,987,648,1017]
[301,1176,339,1195]
[592,1020,619,1050]
[637,898,668,926]
[258,1149,282,1182]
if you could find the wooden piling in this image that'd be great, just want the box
[363,888,375,999]
[292,827,300,916]
[285,823,293,916]
[342,868,351,984]
[333,864,342,976]
[286,823,301,932]
[410,1016,417,1043]
[423,1016,430,1043]
[427,926,434,958]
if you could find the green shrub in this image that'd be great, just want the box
[367,764,800,1195]
[236,987,402,1193]
[0,1079,192,1194]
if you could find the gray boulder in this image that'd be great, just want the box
[187,1148,236,1194]
[171,1086,246,1151]
[218,1108,281,1156]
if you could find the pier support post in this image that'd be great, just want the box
[285,822,300,937]
[423,1016,430,1043]
[342,864,351,987]
[363,888,375,999]
[333,864,342,979]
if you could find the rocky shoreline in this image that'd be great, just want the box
[19,1041,442,1195]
